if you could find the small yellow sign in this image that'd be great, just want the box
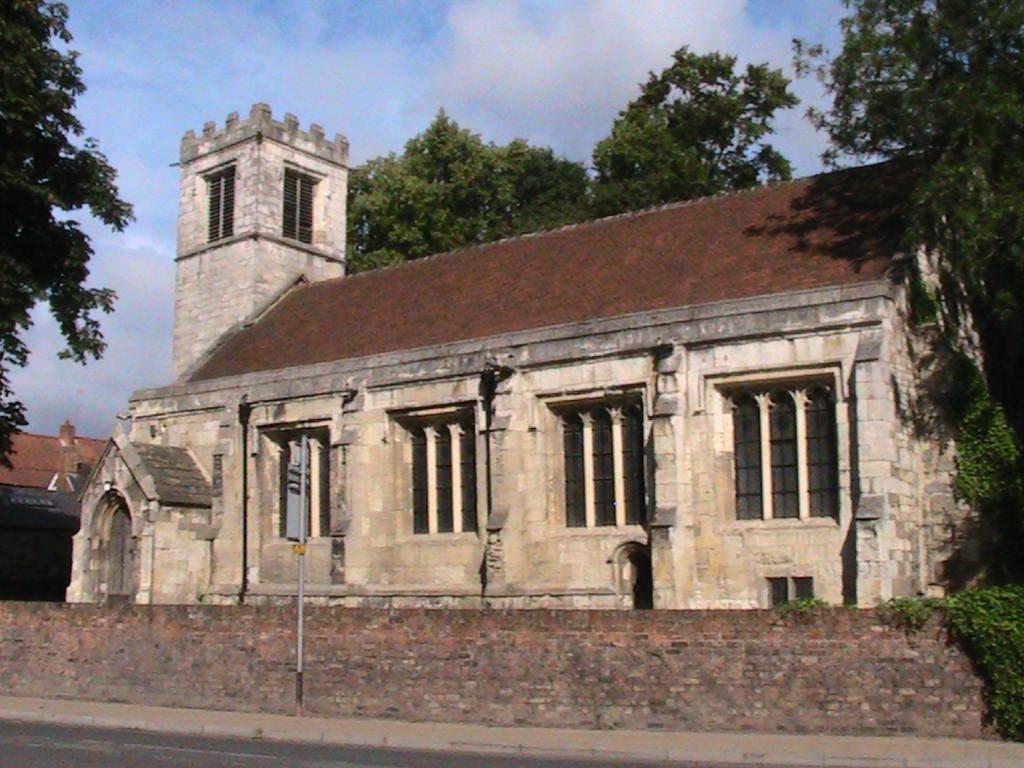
[292,543,306,555]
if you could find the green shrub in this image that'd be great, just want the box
[774,597,830,619]
[944,586,1024,741]
[877,596,941,632]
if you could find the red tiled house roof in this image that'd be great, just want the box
[0,431,105,490]
[191,165,903,383]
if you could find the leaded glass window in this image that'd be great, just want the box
[769,390,799,519]
[460,422,477,532]
[592,410,616,527]
[733,393,762,520]
[411,428,428,534]
[623,404,646,525]
[407,413,476,535]
[561,401,646,529]
[563,413,586,527]
[435,426,453,533]
[730,381,841,522]
[806,387,839,519]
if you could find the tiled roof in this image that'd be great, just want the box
[0,432,105,490]
[191,164,902,383]
[133,443,212,508]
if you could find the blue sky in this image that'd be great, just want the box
[14,0,845,439]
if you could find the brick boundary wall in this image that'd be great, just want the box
[0,604,988,737]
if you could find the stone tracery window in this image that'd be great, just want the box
[275,428,330,539]
[408,414,477,535]
[729,383,839,521]
[559,401,646,528]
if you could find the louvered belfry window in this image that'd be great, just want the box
[207,167,235,242]
[283,168,315,244]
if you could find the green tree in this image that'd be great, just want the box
[592,46,799,217]
[347,111,589,272]
[0,1,132,462]
[796,0,1024,580]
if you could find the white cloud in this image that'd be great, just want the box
[430,0,842,171]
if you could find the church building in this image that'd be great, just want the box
[69,105,972,608]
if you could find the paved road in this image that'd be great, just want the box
[0,720,767,768]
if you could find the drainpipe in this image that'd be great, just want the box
[480,369,496,524]
[480,362,514,525]
[238,396,252,604]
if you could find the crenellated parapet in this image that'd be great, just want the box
[180,103,348,167]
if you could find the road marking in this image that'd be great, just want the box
[121,741,281,761]
[120,741,404,767]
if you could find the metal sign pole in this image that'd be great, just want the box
[295,435,308,717]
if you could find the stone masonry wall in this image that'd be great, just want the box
[0,603,987,737]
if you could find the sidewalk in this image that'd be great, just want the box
[1,695,1021,768]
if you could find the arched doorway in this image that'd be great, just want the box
[629,548,654,609]
[613,541,654,610]
[95,492,137,602]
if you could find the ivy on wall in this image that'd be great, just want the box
[907,275,1023,584]
[945,353,1024,583]
[878,587,1024,741]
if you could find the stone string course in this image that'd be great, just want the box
[0,604,987,737]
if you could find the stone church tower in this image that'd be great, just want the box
[172,104,348,378]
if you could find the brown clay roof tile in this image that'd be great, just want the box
[0,432,105,489]
[191,165,901,382]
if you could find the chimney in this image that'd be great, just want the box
[59,420,75,447]
[58,421,80,492]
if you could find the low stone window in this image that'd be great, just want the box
[407,415,477,535]
[274,427,330,539]
[558,401,646,528]
[768,575,814,606]
[206,165,235,242]
[731,384,838,521]
[282,167,316,244]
